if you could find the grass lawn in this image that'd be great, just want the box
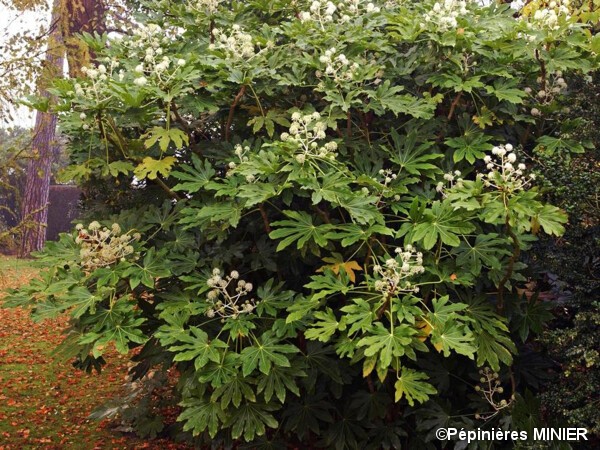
[0,256,189,450]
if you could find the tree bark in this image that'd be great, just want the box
[61,0,107,78]
[18,0,107,257]
[19,0,65,257]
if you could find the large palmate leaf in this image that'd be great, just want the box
[211,375,256,408]
[168,326,228,371]
[172,154,216,193]
[256,365,305,404]
[386,128,443,179]
[412,201,475,249]
[304,308,346,343]
[394,368,438,405]
[474,330,516,372]
[143,126,189,151]
[179,201,243,230]
[326,223,394,247]
[445,131,493,164]
[225,402,279,441]
[337,194,383,225]
[427,295,469,327]
[485,79,527,104]
[453,233,512,276]
[122,247,171,289]
[240,332,298,376]
[79,307,148,357]
[530,204,568,236]
[357,323,417,370]
[134,156,177,180]
[300,172,353,205]
[430,322,476,359]
[269,210,334,251]
[179,397,226,438]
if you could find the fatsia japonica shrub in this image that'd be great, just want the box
[6,0,599,447]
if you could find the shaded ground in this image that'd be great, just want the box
[0,257,188,449]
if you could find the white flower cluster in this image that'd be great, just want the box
[480,144,535,191]
[123,23,182,87]
[131,55,186,88]
[125,23,177,59]
[71,59,120,110]
[474,367,513,420]
[316,47,360,86]
[280,111,338,163]
[436,170,463,195]
[71,23,186,110]
[378,168,398,186]
[75,222,141,270]
[226,144,251,178]
[205,268,257,319]
[372,245,425,296]
[525,72,568,111]
[209,25,255,60]
[362,169,400,200]
[187,0,222,16]
[422,0,469,32]
[299,0,381,25]
[526,0,572,31]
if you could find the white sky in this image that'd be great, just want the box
[0,2,52,128]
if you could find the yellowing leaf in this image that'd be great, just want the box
[134,156,177,180]
[415,320,433,342]
[472,107,499,129]
[362,354,377,377]
[317,254,362,283]
[144,126,189,152]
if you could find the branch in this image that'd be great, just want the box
[447,91,463,120]
[170,101,192,134]
[225,85,246,142]
[496,216,520,313]
[258,204,271,233]
[153,176,182,201]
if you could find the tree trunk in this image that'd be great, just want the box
[18,0,107,257]
[61,0,107,78]
[18,0,65,257]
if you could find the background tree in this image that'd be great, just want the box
[17,0,107,257]
[18,0,65,257]
[0,0,50,124]
[0,127,30,252]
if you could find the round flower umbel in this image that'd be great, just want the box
[226,144,251,177]
[209,25,256,61]
[522,0,572,31]
[74,58,121,107]
[436,170,464,197]
[422,0,469,32]
[299,0,381,26]
[280,111,338,164]
[205,269,258,319]
[480,144,535,192]
[299,0,338,24]
[474,367,513,421]
[72,22,186,116]
[372,245,425,297]
[317,47,360,86]
[75,222,141,270]
[525,71,568,108]
[187,0,222,16]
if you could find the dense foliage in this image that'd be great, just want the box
[529,71,600,440]
[0,127,31,252]
[6,0,599,447]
